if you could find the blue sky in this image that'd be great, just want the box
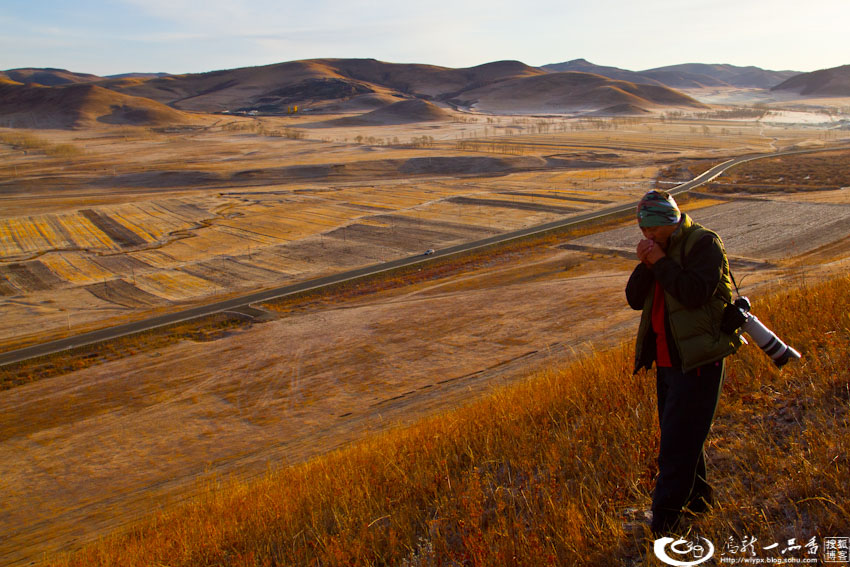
[1,0,847,76]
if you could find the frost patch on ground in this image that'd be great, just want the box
[572,199,850,261]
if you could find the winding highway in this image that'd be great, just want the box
[0,146,841,367]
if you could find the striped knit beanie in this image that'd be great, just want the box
[637,190,681,227]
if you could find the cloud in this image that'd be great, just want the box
[113,0,520,46]
[118,0,392,36]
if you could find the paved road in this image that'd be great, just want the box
[0,146,843,367]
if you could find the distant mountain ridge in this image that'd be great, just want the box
[101,58,704,116]
[106,72,171,80]
[2,59,848,130]
[542,60,800,89]
[541,59,666,86]
[454,71,703,114]
[104,58,551,113]
[641,63,800,89]
[0,68,101,87]
[771,64,850,96]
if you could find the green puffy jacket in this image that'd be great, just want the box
[627,214,742,372]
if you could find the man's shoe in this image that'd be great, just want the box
[650,509,682,536]
[685,487,713,515]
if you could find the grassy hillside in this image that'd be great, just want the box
[458,72,706,114]
[0,82,197,129]
[47,272,849,566]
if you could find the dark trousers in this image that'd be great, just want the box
[652,359,725,532]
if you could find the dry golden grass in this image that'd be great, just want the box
[39,251,113,283]
[0,211,627,403]
[0,143,642,346]
[133,269,223,300]
[0,312,250,390]
[0,131,83,158]
[707,149,850,193]
[447,119,781,158]
[262,213,634,315]
[44,271,849,566]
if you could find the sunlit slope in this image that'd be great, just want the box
[0,82,197,129]
[48,273,849,566]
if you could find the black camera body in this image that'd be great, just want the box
[722,296,801,368]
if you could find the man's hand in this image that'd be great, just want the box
[637,238,666,265]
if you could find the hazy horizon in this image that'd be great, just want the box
[1,0,847,77]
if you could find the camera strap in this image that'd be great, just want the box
[728,267,742,298]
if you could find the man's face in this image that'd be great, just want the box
[640,224,677,247]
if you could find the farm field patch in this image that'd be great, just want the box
[2,119,713,347]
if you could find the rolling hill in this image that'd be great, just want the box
[318,99,452,126]
[641,63,800,89]
[100,58,701,116]
[0,82,197,129]
[101,59,377,113]
[308,58,545,98]
[454,71,706,113]
[2,57,822,128]
[0,67,101,87]
[105,72,171,80]
[542,60,800,89]
[103,58,547,113]
[771,64,850,96]
[541,59,665,86]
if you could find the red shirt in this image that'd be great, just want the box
[651,281,673,367]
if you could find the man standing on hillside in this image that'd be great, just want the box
[625,190,741,535]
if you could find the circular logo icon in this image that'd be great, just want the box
[653,537,715,566]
